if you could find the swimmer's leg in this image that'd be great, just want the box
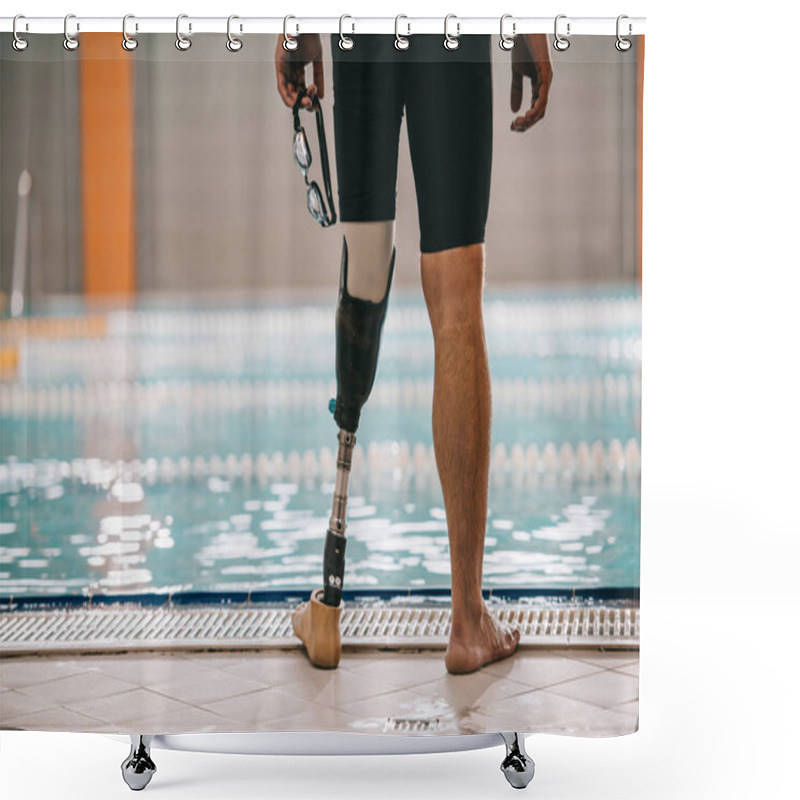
[325,224,395,603]
[293,223,395,667]
[420,244,520,674]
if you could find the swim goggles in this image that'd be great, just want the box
[292,87,337,228]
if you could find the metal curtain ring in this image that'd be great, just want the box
[616,14,632,51]
[394,15,410,50]
[122,14,138,51]
[444,14,460,50]
[227,15,243,52]
[283,15,298,51]
[554,14,570,51]
[339,15,354,50]
[63,13,79,51]
[175,14,192,51]
[12,14,28,51]
[499,14,515,50]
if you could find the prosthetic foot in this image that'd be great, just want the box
[291,588,343,669]
[293,236,394,668]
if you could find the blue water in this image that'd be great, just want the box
[0,284,641,598]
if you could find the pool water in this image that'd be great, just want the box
[0,284,641,598]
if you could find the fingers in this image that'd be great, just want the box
[277,64,316,109]
[275,50,313,109]
[510,104,543,132]
[528,83,550,123]
[275,33,324,110]
[510,67,523,113]
[510,79,550,132]
[276,68,296,108]
[275,52,302,108]
[508,35,553,133]
[510,104,545,132]
[275,38,296,108]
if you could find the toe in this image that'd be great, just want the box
[503,627,520,656]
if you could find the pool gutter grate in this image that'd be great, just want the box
[0,603,638,655]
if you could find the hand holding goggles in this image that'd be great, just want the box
[292,88,337,228]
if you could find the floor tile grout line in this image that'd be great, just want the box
[544,682,640,711]
[0,666,119,691]
[2,705,110,727]
[4,659,631,697]
[2,651,638,715]
[59,688,199,714]
[497,671,608,696]
[13,680,143,702]
[543,666,639,690]
[275,680,440,709]
[480,663,609,691]
[405,681,554,705]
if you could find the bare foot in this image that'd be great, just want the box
[291,588,343,669]
[445,603,521,675]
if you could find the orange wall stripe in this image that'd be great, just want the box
[79,33,136,296]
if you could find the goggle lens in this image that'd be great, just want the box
[307,183,325,221]
[293,130,311,170]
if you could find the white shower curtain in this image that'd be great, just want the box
[0,10,642,777]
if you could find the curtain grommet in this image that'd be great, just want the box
[122,14,138,51]
[554,14,570,51]
[444,14,460,51]
[395,15,410,51]
[283,15,298,51]
[226,15,243,52]
[339,15,355,50]
[12,14,29,51]
[499,14,515,50]
[63,13,79,51]
[175,13,192,51]
[616,15,632,51]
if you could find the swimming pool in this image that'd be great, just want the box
[0,284,641,600]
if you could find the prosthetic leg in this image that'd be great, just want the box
[292,234,395,668]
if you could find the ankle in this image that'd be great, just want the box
[450,595,487,629]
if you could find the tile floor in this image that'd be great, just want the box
[0,646,638,737]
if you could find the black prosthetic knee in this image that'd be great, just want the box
[333,238,395,434]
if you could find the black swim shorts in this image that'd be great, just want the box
[330,34,493,254]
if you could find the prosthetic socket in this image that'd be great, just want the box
[323,238,395,606]
[333,237,396,434]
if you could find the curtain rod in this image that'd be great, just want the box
[1,16,646,37]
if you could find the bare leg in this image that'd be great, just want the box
[420,243,521,674]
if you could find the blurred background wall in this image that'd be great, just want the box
[1,33,641,301]
[0,41,82,297]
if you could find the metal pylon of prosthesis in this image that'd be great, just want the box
[323,428,355,606]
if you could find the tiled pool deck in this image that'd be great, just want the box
[1,646,638,737]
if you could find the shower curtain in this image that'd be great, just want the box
[0,20,642,741]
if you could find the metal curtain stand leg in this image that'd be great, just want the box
[121,734,156,791]
[500,732,535,789]
[117,732,533,789]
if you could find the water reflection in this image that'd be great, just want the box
[0,457,639,595]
